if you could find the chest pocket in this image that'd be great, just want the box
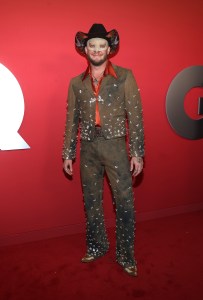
[101,82,125,107]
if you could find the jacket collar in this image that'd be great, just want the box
[82,60,117,81]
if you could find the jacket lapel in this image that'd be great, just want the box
[81,64,119,97]
[99,74,118,95]
[82,76,95,98]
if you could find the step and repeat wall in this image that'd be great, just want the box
[0,0,203,245]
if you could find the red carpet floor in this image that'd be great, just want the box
[0,210,203,300]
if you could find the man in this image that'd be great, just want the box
[63,24,144,277]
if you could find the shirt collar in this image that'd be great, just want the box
[82,60,117,81]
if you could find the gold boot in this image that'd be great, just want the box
[81,254,95,263]
[124,266,138,277]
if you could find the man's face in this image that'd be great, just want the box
[85,38,110,66]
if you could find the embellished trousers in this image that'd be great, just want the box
[80,134,136,268]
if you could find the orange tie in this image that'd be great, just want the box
[95,85,101,126]
[91,76,103,126]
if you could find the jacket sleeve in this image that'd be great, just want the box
[62,79,79,160]
[124,70,145,158]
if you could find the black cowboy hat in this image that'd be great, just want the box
[75,23,119,56]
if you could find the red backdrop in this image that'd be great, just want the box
[0,0,203,246]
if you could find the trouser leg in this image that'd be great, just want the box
[103,138,136,268]
[80,140,109,257]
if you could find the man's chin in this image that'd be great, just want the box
[88,56,108,66]
[91,61,106,66]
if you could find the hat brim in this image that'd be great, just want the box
[75,29,119,57]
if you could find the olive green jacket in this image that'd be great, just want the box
[63,63,144,160]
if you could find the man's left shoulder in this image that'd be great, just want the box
[112,64,132,76]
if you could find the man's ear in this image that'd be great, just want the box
[107,47,110,54]
[85,47,87,54]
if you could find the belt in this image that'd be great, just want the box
[94,125,104,137]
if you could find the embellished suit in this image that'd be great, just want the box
[63,62,144,267]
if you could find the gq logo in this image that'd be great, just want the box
[0,63,30,150]
[166,66,203,140]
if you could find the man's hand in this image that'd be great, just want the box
[63,159,73,176]
[130,156,143,176]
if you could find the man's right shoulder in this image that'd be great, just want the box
[70,72,85,84]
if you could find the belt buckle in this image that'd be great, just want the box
[95,126,102,137]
